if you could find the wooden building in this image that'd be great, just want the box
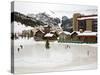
[70,32,79,42]
[34,30,44,41]
[73,13,97,32]
[44,32,58,40]
[77,31,97,43]
[58,31,71,42]
[43,25,51,33]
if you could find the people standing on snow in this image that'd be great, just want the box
[65,45,70,49]
[45,39,50,49]
[87,50,90,56]
[17,48,20,52]
[20,45,23,49]
[67,45,70,48]
[17,45,23,52]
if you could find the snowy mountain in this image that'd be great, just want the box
[61,16,73,32]
[12,12,60,27]
[11,12,73,32]
[11,12,44,27]
[27,12,60,26]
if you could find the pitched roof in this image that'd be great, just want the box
[44,33,54,37]
[59,31,71,35]
[77,16,97,20]
[77,31,97,36]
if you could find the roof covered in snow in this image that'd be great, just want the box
[36,29,45,33]
[78,32,97,36]
[72,31,97,36]
[63,31,71,35]
[71,31,80,35]
[59,31,71,35]
[44,33,54,37]
[77,16,97,20]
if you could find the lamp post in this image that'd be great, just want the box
[45,39,50,49]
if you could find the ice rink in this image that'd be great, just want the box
[13,38,97,74]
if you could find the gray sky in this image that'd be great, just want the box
[14,1,97,18]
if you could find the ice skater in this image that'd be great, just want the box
[87,50,90,56]
[65,45,70,50]
[17,45,23,53]
[17,48,20,52]
[66,45,70,48]
[20,45,23,49]
[67,45,70,48]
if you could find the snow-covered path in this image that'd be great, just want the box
[13,38,97,74]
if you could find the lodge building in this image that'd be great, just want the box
[73,13,97,32]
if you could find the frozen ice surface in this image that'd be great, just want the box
[13,38,97,74]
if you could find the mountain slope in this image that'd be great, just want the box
[27,12,60,26]
[11,12,60,27]
[11,12,44,27]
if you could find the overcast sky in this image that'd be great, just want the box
[14,1,97,18]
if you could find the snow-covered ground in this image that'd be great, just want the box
[13,38,97,74]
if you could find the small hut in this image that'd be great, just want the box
[34,30,44,41]
[58,31,71,42]
[44,33,56,40]
[43,25,51,33]
[71,31,79,42]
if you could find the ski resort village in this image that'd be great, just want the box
[11,2,97,74]
[12,13,97,43]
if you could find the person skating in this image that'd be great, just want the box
[17,48,20,52]
[20,45,23,49]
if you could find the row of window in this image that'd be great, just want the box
[78,19,97,32]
